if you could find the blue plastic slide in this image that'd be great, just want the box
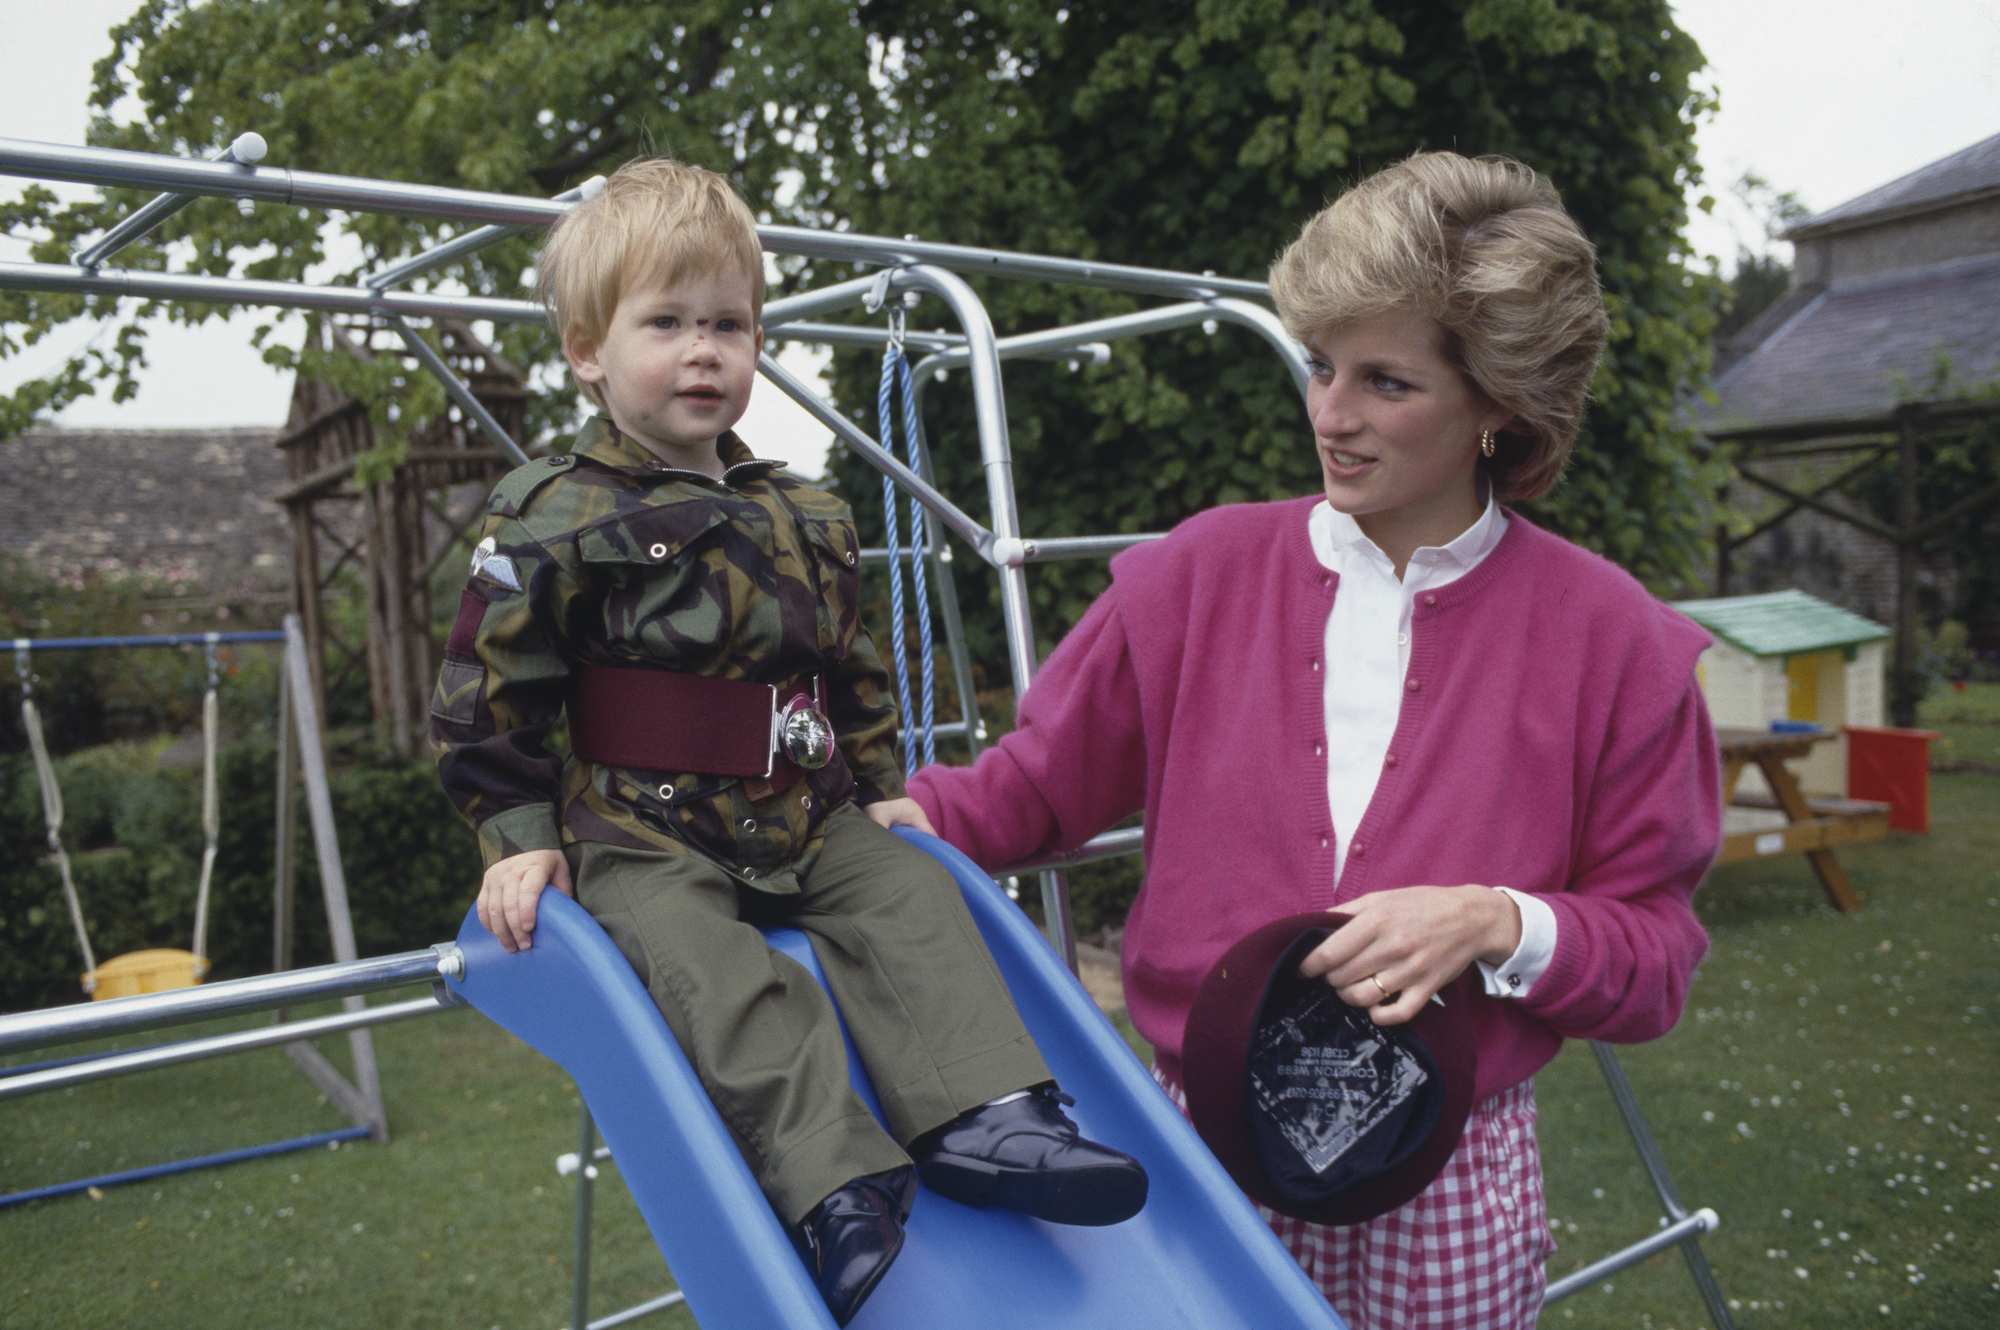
[446,829,1346,1330]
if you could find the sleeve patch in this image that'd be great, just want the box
[431,655,487,727]
[469,536,524,591]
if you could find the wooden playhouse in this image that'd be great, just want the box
[1673,590,1896,910]
[1673,589,1891,795]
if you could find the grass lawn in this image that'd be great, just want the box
[3,687,1995,1328]
[1,1003,692,1330]
[1535,683,1999,1329]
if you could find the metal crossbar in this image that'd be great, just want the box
[0,619,410,1208]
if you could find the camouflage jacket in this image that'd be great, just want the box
[429,417,907,895]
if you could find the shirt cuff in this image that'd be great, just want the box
[1475,887,1557,999]
[475,802,564,870]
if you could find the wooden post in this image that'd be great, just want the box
[1892,416,1921,727]
[289,504,330,733]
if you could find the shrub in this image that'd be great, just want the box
[0,737,479,1014]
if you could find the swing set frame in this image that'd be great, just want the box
[0,618,392,1209]
[1,133,1731,1330]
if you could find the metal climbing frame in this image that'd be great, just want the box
[0,617,393,1207]
[0,135,1731,1328]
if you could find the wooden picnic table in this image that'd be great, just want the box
[1715,727,1890,912]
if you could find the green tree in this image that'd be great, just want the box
[1710,171,1809,343]
[816,0,1725,670]
[6,0,1721,618]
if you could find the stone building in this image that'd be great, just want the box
[1704,131,2000,711]
[0,425,291,612]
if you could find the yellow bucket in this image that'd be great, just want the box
[86,949,211,1001]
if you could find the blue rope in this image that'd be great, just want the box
[896,349,938,770]
[877,341,937,776]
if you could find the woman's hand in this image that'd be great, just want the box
[1295,886,1522,1026]
[476,849,574,953]
[864,796,937,835]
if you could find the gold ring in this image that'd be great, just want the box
[1368,973,1389,999]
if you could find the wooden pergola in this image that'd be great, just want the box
[1708,397,2000,724]
[275,318,529,756]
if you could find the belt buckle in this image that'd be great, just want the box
[775,692,834,771]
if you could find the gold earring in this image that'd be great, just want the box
[1479,429,1496,458]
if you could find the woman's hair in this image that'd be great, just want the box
[1268,152,1609,501]
[536,157,766,411]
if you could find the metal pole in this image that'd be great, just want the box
[905,386,985,758]
[1588,1041,1737,1329]
[4,138,1276,300]
[0,946,460,1058]
[1541,1208,1722,1305]
[906,297,1307,399]
[0,258,538,324]
[761,274,893,327]
[885,267,1039,697]
[0,996,441,1102]
[382,312,532,467]
[273,650,297,978]
[755,351,991,556]
[73,132,267,269]
[571,1105,598,1330]
[11,630,287,651]
[286,610,391,1138]
[367,176,605,293]
[999,827,1146,875]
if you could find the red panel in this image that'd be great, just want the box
[1846,726,1941,833]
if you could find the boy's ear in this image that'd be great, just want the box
[563,325,606,385]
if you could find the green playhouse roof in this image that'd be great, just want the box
[1671,590,1891,658]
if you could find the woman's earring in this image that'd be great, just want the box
[1479,429,1496,459]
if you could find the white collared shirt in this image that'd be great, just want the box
[1306,492,1556,999]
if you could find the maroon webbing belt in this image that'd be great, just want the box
[568,663,818,781]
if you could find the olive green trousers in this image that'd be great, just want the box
[573,804,1050,1224]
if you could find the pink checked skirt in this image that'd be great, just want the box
[1154,1067,1554,1330]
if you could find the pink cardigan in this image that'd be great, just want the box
[911,496,1720,1100]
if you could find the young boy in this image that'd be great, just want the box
[429,158,1144,1325]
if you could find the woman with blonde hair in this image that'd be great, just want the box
[875,151,1721,1327]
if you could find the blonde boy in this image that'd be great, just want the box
[430,158,1144,1325]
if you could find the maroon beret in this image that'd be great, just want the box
[1181,911,1479,1225]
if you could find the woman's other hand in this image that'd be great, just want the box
[864,796,937,836]
[1296,886,1523,1025]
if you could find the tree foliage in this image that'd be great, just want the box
[826,0,1725,663]
[2,0,890,444]
[5,0,1722,628]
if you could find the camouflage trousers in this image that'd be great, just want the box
[573,804,1050,1224]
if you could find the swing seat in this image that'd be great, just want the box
[87,949,210,1001]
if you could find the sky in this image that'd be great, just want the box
[2,0,1998,467]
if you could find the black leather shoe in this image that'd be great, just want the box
[912,1085,1148,1225]
[792,1166,915,1327]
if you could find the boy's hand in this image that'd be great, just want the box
[864,797,936,836]
[477,850,574,953]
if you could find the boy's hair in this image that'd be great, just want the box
[537,157,766,411]
[1268,152,1608,502]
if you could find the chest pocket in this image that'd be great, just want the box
[575,499,737,653]
[798,513,863,652]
